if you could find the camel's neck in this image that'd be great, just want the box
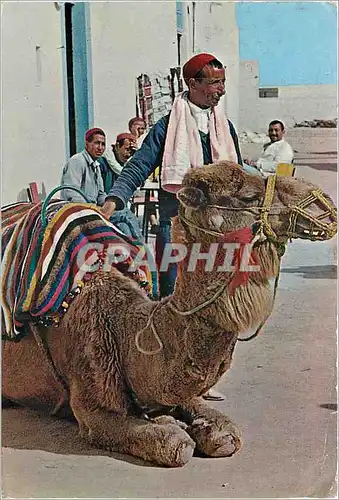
[171,238,280,334]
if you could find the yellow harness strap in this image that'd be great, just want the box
[259,174,277,240]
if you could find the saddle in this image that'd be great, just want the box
[2,200,154,341]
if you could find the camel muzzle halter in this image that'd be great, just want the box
[286,187,337,241]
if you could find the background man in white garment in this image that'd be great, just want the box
[244,120,294,177]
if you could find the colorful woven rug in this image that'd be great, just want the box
[2,200,155,341]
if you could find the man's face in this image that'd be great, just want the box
[115,138,137,164]
[189,66,226,108]
[130,120,146,138]
[86,134,106,159]
[268,124,284,143]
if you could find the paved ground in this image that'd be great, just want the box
[2,132,337,499]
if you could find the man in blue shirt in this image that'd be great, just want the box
[102,53,242,299]
[61,128,142,240]
[61,127,107,205]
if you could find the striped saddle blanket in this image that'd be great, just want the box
[2,200,154,341]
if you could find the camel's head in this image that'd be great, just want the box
[177,162,337,245]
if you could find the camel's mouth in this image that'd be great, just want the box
[297,226,337,241]
[302,228,326,239]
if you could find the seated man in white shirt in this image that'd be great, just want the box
[244,120,294,177]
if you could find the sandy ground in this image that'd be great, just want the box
[2,129,337,499]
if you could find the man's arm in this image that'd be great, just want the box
[104,116,168,212]
[60,156,88,203]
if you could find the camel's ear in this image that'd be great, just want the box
[177,186,207,210]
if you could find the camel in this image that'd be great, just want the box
[2,163,337,467]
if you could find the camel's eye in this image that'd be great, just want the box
[239,193,259,203]
[215,195,233,206]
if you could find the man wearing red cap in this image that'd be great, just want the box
[101,133,138,183]
[61,127,106,205]
[60,128,142,240]
[102,53,242,298]
[104,54,240,400]
[98,133,142,240]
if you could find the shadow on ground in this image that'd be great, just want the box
[319,403,337,411]
[281,265,337,279]
[2,406,156,468]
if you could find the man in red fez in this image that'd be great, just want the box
[100,133,138,187]
[103,54,242,400]
[102,53,243,297]
[61,127,106,205]
[97,133,143,240]
[60,127,142,240]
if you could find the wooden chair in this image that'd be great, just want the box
[130,192,146,217]
[130,169,159,217]
[276,163,295,177]
[131,168,160,242]
[130,191,159,243]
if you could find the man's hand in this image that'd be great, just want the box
[131,138,138,152]
[101,200,116,219]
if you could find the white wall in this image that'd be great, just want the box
[89,1,178,143]
[89,1,240,141]
[1,2,67,205]
[239,60,337,132]
[1,1,241,205]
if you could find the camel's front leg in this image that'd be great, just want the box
[173,398,242,458]
[70,389,195,467]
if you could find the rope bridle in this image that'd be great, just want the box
[135,174,337,353]
[287,188,337,240]
[179,174,279,242]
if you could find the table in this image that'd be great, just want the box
[139,181,160,243]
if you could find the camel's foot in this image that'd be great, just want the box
[70,378,196,467]
[188,416,241,457]
[152,424,195,467]
[174,400,242,458]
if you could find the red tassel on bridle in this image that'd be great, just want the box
[220,226,260,294]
